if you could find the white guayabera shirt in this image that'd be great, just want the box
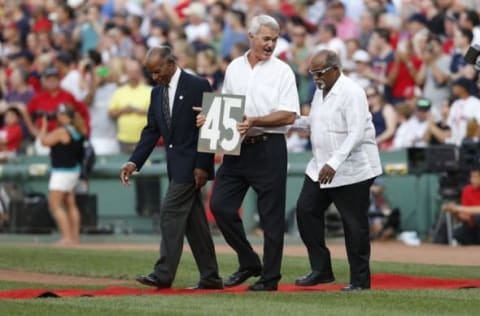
[222,51,300,136]
[294,74,382,188]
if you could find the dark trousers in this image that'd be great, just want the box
[153,181,219,284]
[454,223,480,245]
[211,134,287,284]
[296,176,374,288]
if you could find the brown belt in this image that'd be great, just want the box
[242,134,270,145]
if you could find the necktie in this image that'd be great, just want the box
[162,85,171,129]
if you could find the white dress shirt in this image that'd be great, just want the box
[294,74,382,188]
[222,52,300,135]
[167,67,181,113]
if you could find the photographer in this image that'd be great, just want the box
[442,166,480,245]
[39,103,87,246]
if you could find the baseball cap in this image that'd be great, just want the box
[183,3,206,19]
[42,66,60,77]
[56,51,73,65]
[452,77,474,93]
[408,13,428,26]
[353,50,371,63]
[416,98,431,111]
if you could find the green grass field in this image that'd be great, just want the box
[0,243,479,316]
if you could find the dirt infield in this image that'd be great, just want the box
[0,241,478,286]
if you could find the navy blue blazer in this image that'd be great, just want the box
[129,70,214,183]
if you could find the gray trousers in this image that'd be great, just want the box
[153,181,219,283]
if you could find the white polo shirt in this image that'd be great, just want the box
[295,74,382,188]
[222,52,300,135]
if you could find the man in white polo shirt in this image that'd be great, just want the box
[198,15,300,291]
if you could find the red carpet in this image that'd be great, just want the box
[1,273,479,300]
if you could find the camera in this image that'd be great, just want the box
[35,111,56,121]
[464,43,480,70]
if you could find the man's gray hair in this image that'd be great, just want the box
[318,49,342,69]
[145,45,177,63]
[248,15,280,35]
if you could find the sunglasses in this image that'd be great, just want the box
[308,65,336,77]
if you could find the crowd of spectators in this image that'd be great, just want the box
[1,0,480,160]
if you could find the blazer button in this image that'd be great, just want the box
[169,144,173,148]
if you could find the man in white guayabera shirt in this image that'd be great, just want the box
[292,49,382,291]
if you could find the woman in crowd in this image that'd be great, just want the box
[366,85,397,150]
[39,103,87,246]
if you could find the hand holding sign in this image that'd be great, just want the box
[195,93,245,155]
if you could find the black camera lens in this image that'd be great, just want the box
[464,44,480,65]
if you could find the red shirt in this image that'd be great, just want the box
[387,55,422,98]
[1,124,23,151]
[461,184,480,226]
[27,89,90,134]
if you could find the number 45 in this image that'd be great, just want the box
[200,96,242,151]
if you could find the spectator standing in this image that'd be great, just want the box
[366,85,397,151]
[446,78,480,145]
[39,104,87,246]
[392,98,432,149]
[108,59,151,153]
[27,66,90,154]
[221,9,248,59]
[415,34,451,121]
[87,66,119,155]
[55,51,90,102]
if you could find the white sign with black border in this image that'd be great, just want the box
[197,92,245,156]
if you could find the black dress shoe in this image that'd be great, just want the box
[295,271,335,286]
[341,284,369,291]
[224,267,262,287]
[136,273,171,289]
[247,280,278,291]
[192,278,224,290]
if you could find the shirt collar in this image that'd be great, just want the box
[169,67,181,91]
[328,73,347,96]
[242,50,273,67]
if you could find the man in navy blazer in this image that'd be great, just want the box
[120,46,222,289]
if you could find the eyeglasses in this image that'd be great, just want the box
[308,65,336,77]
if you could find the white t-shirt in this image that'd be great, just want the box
[185,22,210,43]
[61,69,89,102]
[447,96,480,145]
[392,116,428,149]
[222,52,300,135]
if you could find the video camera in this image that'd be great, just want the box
[464,43,480,70]
[406,144,480,200]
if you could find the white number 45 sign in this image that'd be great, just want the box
[197,93,245,156]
